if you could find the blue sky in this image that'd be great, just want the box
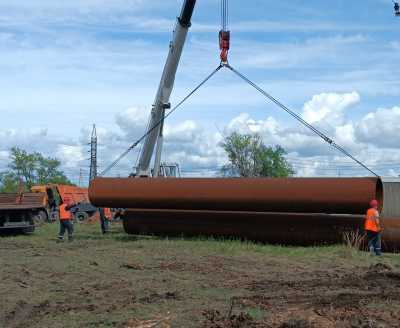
[0,0,399,183]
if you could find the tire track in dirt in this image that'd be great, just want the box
[229,263,400,327]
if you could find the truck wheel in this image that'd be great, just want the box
[34,210,49,224]
[75,212,89,222]
[51,211,59,222]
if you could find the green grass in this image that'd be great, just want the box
[17,222,400,266]
[2,222,400,327]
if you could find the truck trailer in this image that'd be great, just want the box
[0,192,47,233]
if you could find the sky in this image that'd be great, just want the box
[0,0,399,184]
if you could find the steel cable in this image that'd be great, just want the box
[225,64,379,177]
[99,64,223,176]
[221,0,228,31]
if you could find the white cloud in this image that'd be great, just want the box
[0,128,73,155]
[235,35,369,70]
[225,113,329,157]
[223,91,400,177]
[115,107,149,139]
[56,145,85,169]
[110,107,227,173]
[227,113,280,136]
[300,92,362,152]
[356,106,400,148]
[0,91,399,180]
[302,92,360,125]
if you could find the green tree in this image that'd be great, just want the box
[220,132,295,178]
[0,172,20,193]
[0,147,73,192]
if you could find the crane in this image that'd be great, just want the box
[100,0,394,178]
[136,0,196,177]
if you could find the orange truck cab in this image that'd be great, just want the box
[31,184,110,222]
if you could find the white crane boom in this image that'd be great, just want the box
[137,0,197,177]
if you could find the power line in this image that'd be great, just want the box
[285,159,399,168]
[290,165,398,171]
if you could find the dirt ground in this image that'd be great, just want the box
[1,222,400,328]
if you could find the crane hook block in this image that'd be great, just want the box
[219,30,230,63]
[395,2,400,16]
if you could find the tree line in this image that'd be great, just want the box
[0,147,73,192]
[0,133,294,192]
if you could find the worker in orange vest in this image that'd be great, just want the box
[58,197,76,242]
[364,199,382,256]
[99,207,112,234]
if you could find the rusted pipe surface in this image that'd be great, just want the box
[122,209,400,251]
[90,177,383,215]
[381,217,400,251]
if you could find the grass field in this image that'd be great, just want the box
[1,222,400,327]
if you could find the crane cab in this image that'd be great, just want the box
[131,163,181,178]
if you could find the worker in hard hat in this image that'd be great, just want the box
[58,197,76,242]
[364,199,382,256]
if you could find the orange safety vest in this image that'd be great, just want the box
[364,208,380,232]
[59,204,72,221]
[104,208,112,219]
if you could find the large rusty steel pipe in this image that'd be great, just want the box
[89,178,383,215]
[381,218,400,251]
[122,209,400,251]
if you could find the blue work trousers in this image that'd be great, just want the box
[59,220,74,241]
[366,230,381,256]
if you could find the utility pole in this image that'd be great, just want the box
[89,124,98,184]
[78,168,84,187]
